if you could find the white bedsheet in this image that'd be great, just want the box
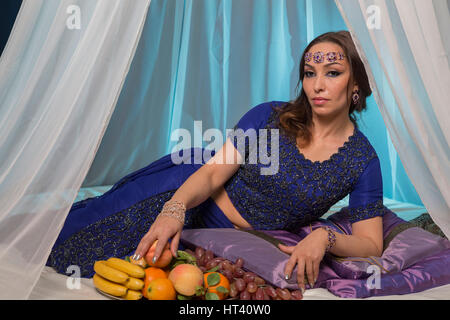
[30,186,450,300]
[30,266,450,300]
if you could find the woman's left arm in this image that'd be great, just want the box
[332,155,385,258]
[328,216,383,258]
[278,216,383,293]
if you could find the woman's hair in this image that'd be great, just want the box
[273,30,372,146]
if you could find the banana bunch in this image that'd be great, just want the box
[93,257,145,300]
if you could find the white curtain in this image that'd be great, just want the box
[0,0,151,299]
[335,0,450,238]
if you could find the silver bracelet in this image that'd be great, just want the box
[157,199,186,225]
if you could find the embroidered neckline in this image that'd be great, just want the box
[294,125,358,165]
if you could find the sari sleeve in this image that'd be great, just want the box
[346,156,386,224]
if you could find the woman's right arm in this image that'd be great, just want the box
[133,138,243,262]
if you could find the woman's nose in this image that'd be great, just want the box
[313,74,326,92]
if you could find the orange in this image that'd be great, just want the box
[146,278,176,300]
[142,267,167,299]
[203,272,230,300]
[145,240,173,268]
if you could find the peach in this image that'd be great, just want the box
[168,264,204,296]
[145,240,173,268]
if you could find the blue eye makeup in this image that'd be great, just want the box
[304,71,341,78]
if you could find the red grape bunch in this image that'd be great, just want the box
[188,245,303,300]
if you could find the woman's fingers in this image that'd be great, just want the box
[134,231,156,260]
[305,259,314,288]
[278,243,294,254]
[152,235,169,263]
[170,231,181,258]
[134,216,181,260]
[313,262,320,287]
[283,255,296,280]
[295,259,306,292]
[281,244,307,291]
[283,254,307,292]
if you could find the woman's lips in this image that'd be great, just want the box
[312,98,329,105]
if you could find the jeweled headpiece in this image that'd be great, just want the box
[305,51,345,63]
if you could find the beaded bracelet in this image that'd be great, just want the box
[157,199,186,225]
[321,226,337,252]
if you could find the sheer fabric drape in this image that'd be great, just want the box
[81,0,317,187]
[0,0,151,298]
[82,0,424,208]
[335,0,450,238]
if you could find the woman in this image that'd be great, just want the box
[47,31,386,292]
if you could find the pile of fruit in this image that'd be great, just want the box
[92,240,303,300]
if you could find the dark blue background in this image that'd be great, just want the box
[0,0,22,57]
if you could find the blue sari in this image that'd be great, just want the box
[46,147,233,277]
[47,100,386,278]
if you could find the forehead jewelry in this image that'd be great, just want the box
[305,51,345,63]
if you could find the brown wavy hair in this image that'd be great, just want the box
[272,31,372,146]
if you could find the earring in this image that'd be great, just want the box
[352,90,360,105]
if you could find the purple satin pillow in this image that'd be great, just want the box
[180,210,450,297]
[325,227,450,279]
[180,228,299,289]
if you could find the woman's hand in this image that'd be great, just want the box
[278,228,328,292]
[133,215,183,263]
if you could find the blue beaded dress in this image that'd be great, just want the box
[46,101,388,277]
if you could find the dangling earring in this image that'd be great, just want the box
[352,90,360,105]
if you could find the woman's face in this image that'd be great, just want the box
[302,42,356,121]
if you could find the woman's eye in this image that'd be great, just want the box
[304,71,341,78]
[328,71,341,77]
